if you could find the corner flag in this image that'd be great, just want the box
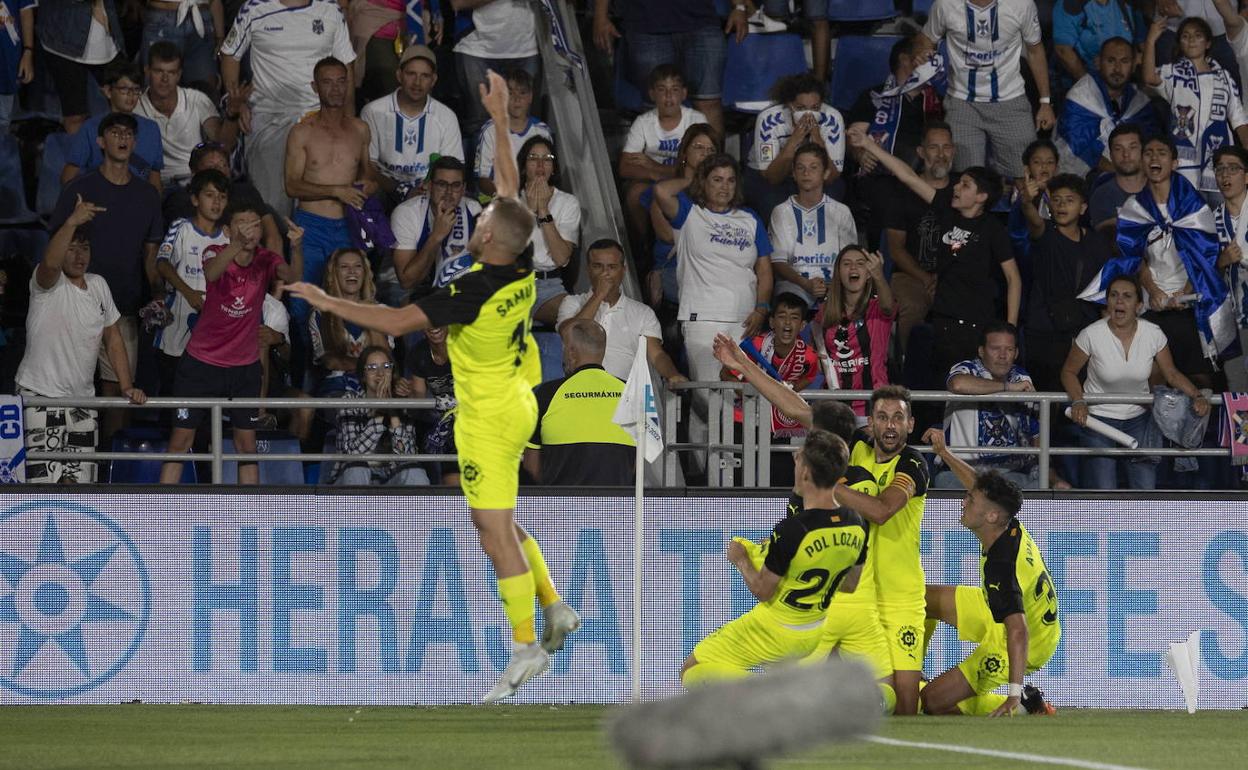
[613,336,663,463]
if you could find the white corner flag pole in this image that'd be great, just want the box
[632,336,646,703]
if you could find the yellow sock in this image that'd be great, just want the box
[497,572,537,644]
[520,535,561,608]
[681,661,750,689]
[879,683,897,715]
[956,692,1008,716]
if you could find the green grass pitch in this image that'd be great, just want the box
[0,706,1242,769]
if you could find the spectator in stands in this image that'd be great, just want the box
[154,169,230,396]
[61,60,164,191]
[1214,0,1248,106]
[136,42,222,191]
[349,0,440,105]
[382,156,481,306]
[36,0,125,135]
[1212,145,1248,391]
[399,325,457,486]
[1144,15,1248,202]
[556,238,687,384]
[919,0,1055,179]
[929,322,1041,490]
[1154,0,1241,83]
[221,0,355,219]
[1020,173,1108,392]
[475,67,551,198]
[819,247,894,418]
[361,44,463,201]
[257,283,305,434]
[645,123,720,310]
[523,319,635,486]
[310,248,391,399]
[1062,274,1210,489]
[163,142,284,254]
[845,34,946,250]
[332,344,430,486]
[850,126,1021,388]
[284,56,378,326]
[744,73,845,219]
[0,0,35,135]
[653,152,772,473]
[48,112,164,437]
[159,203,303,484]
[1054,37,1159,178]
[769,144,857,311]
[451,0,540,137]
[1052,0,1145,82]
[592,0,746,138]
[883,121,955,355]
[519,135,580,325]
[1008,138,1058,262]
[618,64,707,258]
[140,0,222,92]
[16,196,147,484]
[1089,124,1146,235]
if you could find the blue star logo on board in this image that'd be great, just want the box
[0,500,151,699]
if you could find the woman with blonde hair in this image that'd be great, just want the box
[310,248,392,398]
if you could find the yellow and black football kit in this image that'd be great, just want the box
[956,517,1061,695]
[850,439,930,672]
[691,507,868,675]
[420,261,542,509]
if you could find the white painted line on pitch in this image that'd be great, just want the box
[862,736,1152,770]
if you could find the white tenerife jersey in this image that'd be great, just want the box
[474,116,552,182]
[221,0,356,115]
[390,194,483,288]
[673,197,772,322]
[748,102,845,172]
[622,106,708,166]
[769,195,858,306]
[924,0,1041,103]
[361,92,464,186]
[156,218,230,356]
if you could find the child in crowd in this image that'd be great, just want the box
[159,202,303,484]
[819,246,894,419]
[61,60,164,191]
[154,169,230,396]
[475,68,551,197]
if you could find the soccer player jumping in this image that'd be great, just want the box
[286,71,579,703]
[920,427,1059,716]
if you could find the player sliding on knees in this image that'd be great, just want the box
[286,71,579,704]
[681,431,868,686]
[919,427,1060,716]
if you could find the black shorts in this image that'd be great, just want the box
[43,50,127,120]
[172,354,263,430]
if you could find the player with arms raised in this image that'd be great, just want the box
[681,431,868,686]
[921,427,1059,716]
[286,72,579,704]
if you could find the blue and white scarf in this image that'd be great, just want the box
[1056,72,1157,173]
[1080,173,1235,362]
[866,53,946,158]
[1215,200,1248,329]
[1162,57,1239,193]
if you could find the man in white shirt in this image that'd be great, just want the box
[474,67,551,197]
[745,73,846,223]
[360,44,463,200]
[920,0,1055,179]
[555,239,687,384]
[380,156,482,306]
[452,0,540,136]
[1212,145,1248,390]
[1213,0,1248,107]
[137,41,222,188]
[220,0,356,218]
[16,196,147,483]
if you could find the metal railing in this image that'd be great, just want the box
[663,383,1228,489]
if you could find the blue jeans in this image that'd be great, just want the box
[455,52,540,136]
[142,8,219,90]
[626,26,726,100]
[1078,411,1158,490]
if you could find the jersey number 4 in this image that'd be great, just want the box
[782,568,838,613]
[509,320,529,368]
[1034,570,1058,625]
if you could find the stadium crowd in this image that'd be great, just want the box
[2,0,1246,490]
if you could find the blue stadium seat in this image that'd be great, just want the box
[220,431,304,485]
[613,39,645,114]
[36,132,72,218]
[826,0,896,22]
[108,427,196,484]
[723,33,808,111]
[0,135,36,225]
[829,35,902,113]
[912,0,934,16]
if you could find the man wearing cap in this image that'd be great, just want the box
[361,44,464,202]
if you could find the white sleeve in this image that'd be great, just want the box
[640,305,662,339]
[824,108,846,172]
[219,6,252,58]
[1020,0,1041,46]
[362,103,382,162]
[553,192,581,245]
[437,110,465,161]
[331,7,357,63]
[555,294,583,325]
[838,205,858,248]
[475,122,495,179]
[391,199,428,251]
[769,204,794,263]
[923,0,946,42]
[1227,73,1248,128]
[622,114,648,154]
[95,278,122,327]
